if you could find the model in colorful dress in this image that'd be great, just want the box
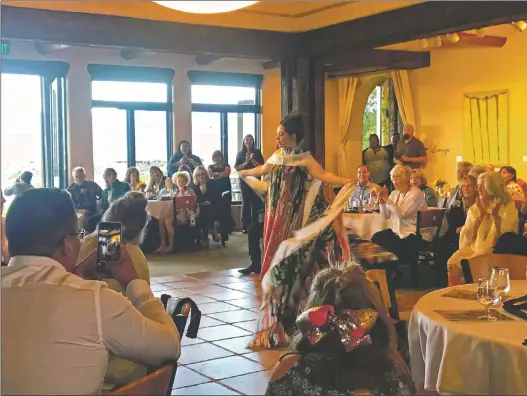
[240,112,355,349]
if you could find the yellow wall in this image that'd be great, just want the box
[410,32,527,185]
[5,42,280,181]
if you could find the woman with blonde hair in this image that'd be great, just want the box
[447,171,519,285]
[409,169,438,207]
[266,263,414,395]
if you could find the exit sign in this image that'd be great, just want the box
[1,41,9,55]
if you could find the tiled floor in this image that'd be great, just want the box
[151,268,431,395]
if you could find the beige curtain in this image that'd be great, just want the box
[391,70,415,127]
[337,77,358,177]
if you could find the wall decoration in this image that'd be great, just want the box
[463,90,508,165]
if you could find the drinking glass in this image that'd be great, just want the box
[476,278,499,322]
[490,268,510,303]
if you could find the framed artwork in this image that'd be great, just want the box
[462,90,509,166]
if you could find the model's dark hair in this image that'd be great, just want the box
[280,112,304,144]
[6,188,76,257]
[500,166,517,182]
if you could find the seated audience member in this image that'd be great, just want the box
[1,188,180,395]
[469,165,487,179]
[494,232,527,256]
[499,166,525,210]
[101,168,130,212]
[161,171,198,253]
[4,171,34,198]
[371,165,427,262]
[67,166,103,228]
[1,192,8,266]
[193,166,221,248]
[362,134,391,187]
[124,166,144,192]
[146,166,166,196]
[239,208,264,275]
[167,140,202,177]
[436,175,477,286]
[446,161,473,210]
[346,165,380,211]
[447,171,519,286]
[209,150,234,237]
[410,169,438,207]
[78,192,150,293]
[265,264,414,396]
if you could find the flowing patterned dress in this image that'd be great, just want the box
[242,148,354,349]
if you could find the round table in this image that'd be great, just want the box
[342,212,389,240]
[146,200,173,220]
[409,281,527,395]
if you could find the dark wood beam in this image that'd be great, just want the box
[0,5,300,59]
[262,60,280,70]
[195,54,223,66]
[301,1,527,56]
[325,49,430,77]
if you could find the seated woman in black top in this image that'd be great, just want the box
[167,140,202,178]
[193,166,221,248]
[209,150,234,238]
[234,134,265,232]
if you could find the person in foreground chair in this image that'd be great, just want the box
[1,188,180,395]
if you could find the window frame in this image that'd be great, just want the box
[2,59,69,188]
[88,64,174,172]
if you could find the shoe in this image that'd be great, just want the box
[242,229,248,234]
[238,262,261,275]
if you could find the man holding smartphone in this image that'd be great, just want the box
[1,189,181,395]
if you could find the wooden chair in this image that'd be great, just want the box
[461,254,527,284]
[412,208,446,289]
[109,361,177,396]
[366,269,400,321]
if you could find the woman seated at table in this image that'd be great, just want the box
[209,150,234,238]
[100,168,130,213]
[499,166,525,210]
[193,165,221,248]
[447,171,519,286]
[146,166,166,196]
[265,263,414,396]
[410,169,438,208]
[160,171,199,253]
[370,165,427,263]
[435,175,477,286]
[124,167,145,192]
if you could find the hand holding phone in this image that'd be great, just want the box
[97,222,122,275]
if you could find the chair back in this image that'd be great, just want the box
[110,362,177,396]
[366,269,400,321]
[416,208,446,242]
[461,254,527,284]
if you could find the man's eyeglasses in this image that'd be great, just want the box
[67,229,87,239]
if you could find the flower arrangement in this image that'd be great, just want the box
[136,182,146,192]
[432,179,450,197]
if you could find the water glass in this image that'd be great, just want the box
[490,268,510,303]
[476,278,499,322]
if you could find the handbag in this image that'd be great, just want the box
[161,295,201,338]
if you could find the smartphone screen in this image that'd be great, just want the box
[97,222,122,273]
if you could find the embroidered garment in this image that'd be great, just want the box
[67,181,103,216]
[265,353,415,396]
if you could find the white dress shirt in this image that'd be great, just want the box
[1,256,180,395]
[379,186,428,239]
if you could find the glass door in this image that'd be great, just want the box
[191,112,222,167]
[135,110,168,184]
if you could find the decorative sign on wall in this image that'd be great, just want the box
[463,90,509,165]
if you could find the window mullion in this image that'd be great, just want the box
[40,76,53,188]
[221,112,228,160]
[127,110,136,167]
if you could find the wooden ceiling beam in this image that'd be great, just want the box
[301,1,527,56]
[0,5,300,59]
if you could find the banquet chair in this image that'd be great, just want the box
[365,269,400,321]
[411,208,446,290]
[461,254,527,284]
[109,361,177,396]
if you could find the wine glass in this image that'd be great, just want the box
[490,268,510,303]
[476,278,499,322]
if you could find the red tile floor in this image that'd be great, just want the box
[151,269,430,395]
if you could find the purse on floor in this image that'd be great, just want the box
[161,295,201,338]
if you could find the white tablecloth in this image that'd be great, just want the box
[146,201,172,220]
[343,213,389,240]
[409,281,527,395]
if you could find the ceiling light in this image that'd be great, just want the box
[429,36,442,48]
[153,1,258,14]
[475,28,486,38]
[512,21,527,32]
[419,39,428,49]
[444,33,460,44]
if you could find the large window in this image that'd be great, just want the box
[362,79,402,149]
[189,71,262,202]
[1,60,68,209]
[88,65,173,187]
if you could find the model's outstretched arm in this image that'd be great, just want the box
[306,157,352,186]
[240,163,272,179]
